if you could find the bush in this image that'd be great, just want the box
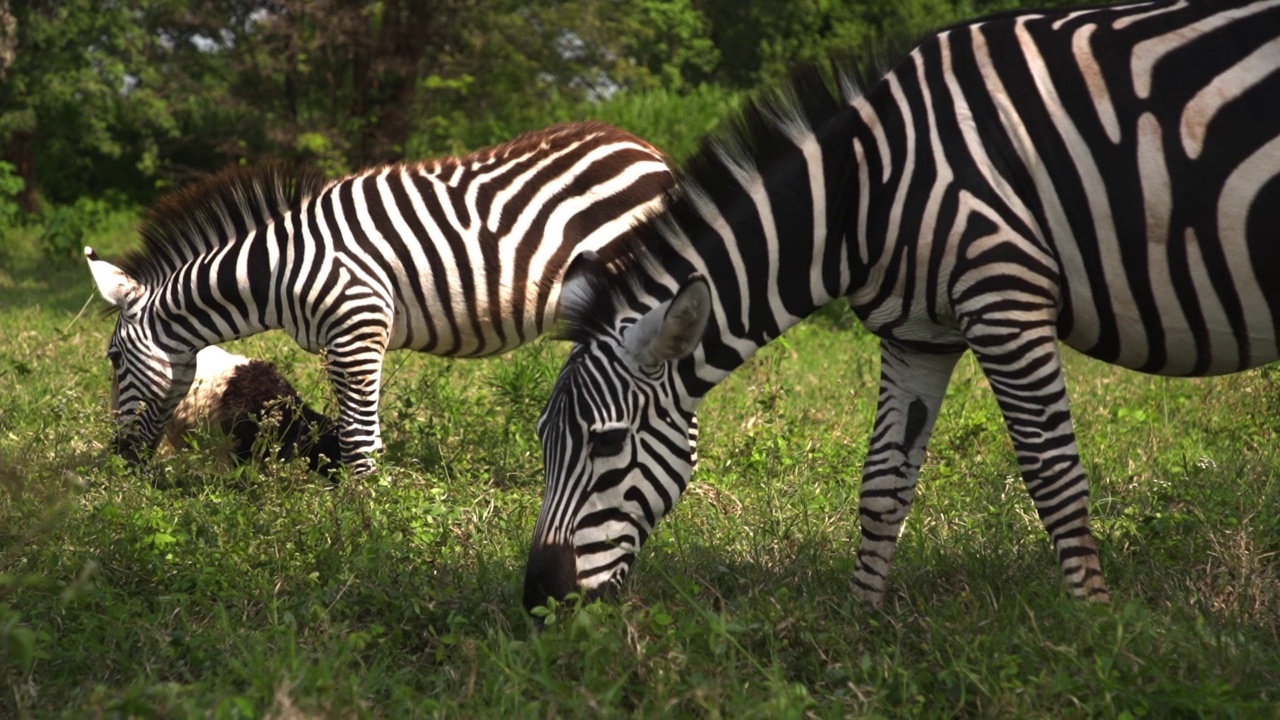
[404,84,742,163]
[38,195,131,261]
[585,84,743,161]
[0,161,25,233]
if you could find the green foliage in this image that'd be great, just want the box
[587,84,744,161]
[409,82,741,165]
[35,207,86,261]
[293,132,351,179]
[0,161,23,230]
[623,0,721,91]
[1,0,187,204]
[36,195,131,261]
[4,0,1098,209]
[0,573,51,673]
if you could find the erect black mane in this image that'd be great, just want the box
[120,161,330,287]
[554,53,897,345]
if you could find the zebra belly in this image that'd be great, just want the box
[1063,317,1279,378]
[1055,202,1280,378]
[852,296,968,351]
[389,291,548,358]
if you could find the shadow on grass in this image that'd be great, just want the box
[630,535,1051,617]
[0,257,99,315]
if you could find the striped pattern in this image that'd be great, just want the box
[87,122,674,475]
[524,0,1280,610]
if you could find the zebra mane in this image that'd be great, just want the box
[416,121,662,175]
[120,122,654,290]
[120,161,330,287]
[555,55,889,344]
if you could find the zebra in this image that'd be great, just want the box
[523,0,1280,611]
[85,121,675,477]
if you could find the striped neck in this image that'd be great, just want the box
[648,90,886,406]
[149,226,281,351]
[644,51,950,407]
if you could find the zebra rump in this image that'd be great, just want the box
[165,346,341,475]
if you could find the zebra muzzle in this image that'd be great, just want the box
[523,542,579,614]
[110,430,157,467]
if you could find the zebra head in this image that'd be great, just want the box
[524,255,711,612]
[86,247,197,463]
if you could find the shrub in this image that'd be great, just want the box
[0,161,25,233]
[404,84,742,163]
[38,194,131,261]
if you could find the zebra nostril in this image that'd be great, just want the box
[523,543,578,613]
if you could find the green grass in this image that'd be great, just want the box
[1,223,1278,718]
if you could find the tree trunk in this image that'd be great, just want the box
[5,130,39,213]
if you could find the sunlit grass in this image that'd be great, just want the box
[1,229,1277,717]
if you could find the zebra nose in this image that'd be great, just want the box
[111,432,143,465]
[523,543,578,613]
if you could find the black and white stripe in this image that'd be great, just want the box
[524,0,1280,610]
[86,122,675,475]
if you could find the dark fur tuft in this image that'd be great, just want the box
[120,161,330,287]
[219,360,341,476]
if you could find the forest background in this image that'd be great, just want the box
[1,0,1080,236]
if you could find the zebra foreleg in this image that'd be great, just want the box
[323,335,388,478]
[964,320,1110,603]
[853,340,962,607]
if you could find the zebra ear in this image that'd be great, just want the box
[85,246,143,309]
[556,249,605,320]
[624,275,711,367]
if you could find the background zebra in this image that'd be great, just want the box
[153,345,341,475]
[86,122,674,476]
[523,0,1280,611]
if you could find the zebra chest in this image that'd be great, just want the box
[851,294,967,350]
[847,258,966,347]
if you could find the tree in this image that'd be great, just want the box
[0,0,195,207]
[225,0,474,171]
[1,0,1097,209]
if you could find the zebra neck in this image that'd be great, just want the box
[155,232,278,350]
[665,100,875,402]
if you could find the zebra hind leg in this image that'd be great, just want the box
[965,319,1110,603]
[853,340,962,607]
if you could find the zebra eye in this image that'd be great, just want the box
[590,427,628,457]
[107,349,123,370]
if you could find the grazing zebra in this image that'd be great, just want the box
[155,345,341,475]
[523,0,1280,611]
[86,122,674,476]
